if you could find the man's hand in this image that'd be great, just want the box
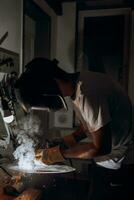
[35,146,65,165]
[47,135,77,149]
[46,125,87,150]
[46,138,68,149]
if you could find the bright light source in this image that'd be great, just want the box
[3,114,14,124]
[1,98,14,123]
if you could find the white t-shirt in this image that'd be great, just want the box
[72,71,134,169]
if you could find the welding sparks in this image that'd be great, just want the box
[11,114,76,174]
[13,115,45,170]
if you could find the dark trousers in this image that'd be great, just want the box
[88,163,134,200]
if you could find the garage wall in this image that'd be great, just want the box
[34,0,58,59]
[56,2,76,73]
[0,0,23,54]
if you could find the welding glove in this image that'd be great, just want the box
[35,146,65,165]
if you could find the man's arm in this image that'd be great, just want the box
[63,124,87,148]
[35,123,111,164]
[62,123,112,159]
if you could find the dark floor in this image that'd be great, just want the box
[40,177,89,200]
[39,164,134,200]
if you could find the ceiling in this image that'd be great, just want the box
[45,0,134,15]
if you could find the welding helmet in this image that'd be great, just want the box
[14,58,68,113]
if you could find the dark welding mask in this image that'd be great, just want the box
[15,89,68,114]
[15,79,68,114]
[14,58,69,113]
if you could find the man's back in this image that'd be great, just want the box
[72,70,133,167]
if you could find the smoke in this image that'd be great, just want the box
[13,115,42,170]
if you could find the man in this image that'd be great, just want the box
[15,57,134,199]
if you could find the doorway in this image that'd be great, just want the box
[77,8,131,91]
